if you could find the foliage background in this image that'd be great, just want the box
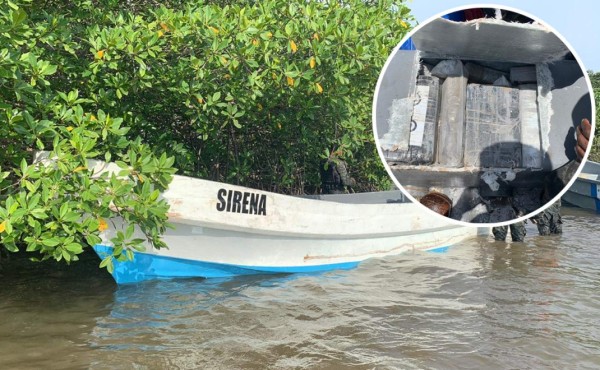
[0,0,413,266]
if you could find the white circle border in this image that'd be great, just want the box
[372,3,597,228]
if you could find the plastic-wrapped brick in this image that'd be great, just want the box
[380,97,413,162]
[406,75,441,164]
[510,66,537,84]
[465,62,508,84]
[381,75,440,164]
[464,84,522,168]
[435,60,468,167]
[519,84,542,168]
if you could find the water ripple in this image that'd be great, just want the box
[0,208,599,369]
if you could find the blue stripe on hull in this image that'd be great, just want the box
[93,245,360,284]
[427,245,450,253]
[591,183,600,213]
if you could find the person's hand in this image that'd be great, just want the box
[575,118,591,162]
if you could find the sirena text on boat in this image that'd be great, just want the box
[216,188,267,215]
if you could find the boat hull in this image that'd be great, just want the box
[563,161,600,213]
[33,152,485,283]
[94,222,480,284]
[89,173,484,284]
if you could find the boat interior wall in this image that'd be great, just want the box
[412,18,569,64]
[301,191,407,204]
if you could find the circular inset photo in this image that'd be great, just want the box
[373,6,595,226]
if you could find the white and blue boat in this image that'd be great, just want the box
[563,160,600,213]
[37,153,483,284]
[93,171,484,284]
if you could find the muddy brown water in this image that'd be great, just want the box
[1,207,599,369]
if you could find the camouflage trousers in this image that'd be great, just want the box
[531,201,562,235]
[492,221,526,242]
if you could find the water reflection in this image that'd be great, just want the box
[90,272,348,350]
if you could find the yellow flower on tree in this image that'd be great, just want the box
[315,83,323,94]
[290,40,298,53]
[309,57,316,69]
[286,76,294,87]
[98,218,108,232]
[96,49,105,59]
[0,220,6,233]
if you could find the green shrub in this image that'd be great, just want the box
[0,0,413,268]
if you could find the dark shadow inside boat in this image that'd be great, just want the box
[299,191,408,204]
